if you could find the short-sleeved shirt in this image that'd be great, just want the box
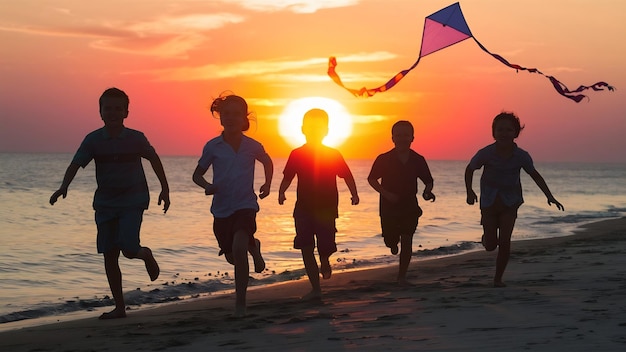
[71,127,155,210]
[283,144,352,220]
[467,143,535,209]
[198,134,267,218]
[368,149,434,218]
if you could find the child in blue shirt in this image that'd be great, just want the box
[465,112,564,287]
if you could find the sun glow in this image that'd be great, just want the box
[278,97,353,148]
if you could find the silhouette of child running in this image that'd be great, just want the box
[278,108,359,300]
[192,93,273,317]
[50,87,170,320]
[368,120,435,286]
[465,112,564,287]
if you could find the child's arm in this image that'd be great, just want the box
[146,153,170,213]
[257,152,273,200]
[50,163,80,205]
[343,172,359,205]
[422,182,436,202]
[367,175,399,203]
[277,174,294,205]
[192,165,216,195]
[528,169,564,211]
[464,164,478,205]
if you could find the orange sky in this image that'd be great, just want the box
[0,0,624,162]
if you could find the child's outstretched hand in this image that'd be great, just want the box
[278,192,286,205]
[548,196,564,211]
[351,194,360,205]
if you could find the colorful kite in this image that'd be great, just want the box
[327,2,613,102]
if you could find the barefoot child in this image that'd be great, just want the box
[465,112,564,287]
[368,120,435,286]
[192,93,273,317]
[278,108,359,300]
[50,87,170,319]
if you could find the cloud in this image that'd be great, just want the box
[138,57,328,81]
[0,23,128,39]
[333,51,398,63]
[219,0,359,14]
[132,51,399,82]
[0,13,245,58]
[97,13,245,58]
[129,13,245,33]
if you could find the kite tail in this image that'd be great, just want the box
[473,37,613,103]
[328,56,421,97]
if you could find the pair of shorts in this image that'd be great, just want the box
[95,208,144,254]
[380,214,419,248]
[294,213,337,257]
[213,208,257,256]
[480,195,520,227]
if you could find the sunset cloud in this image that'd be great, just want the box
[132,52,398,82]
[219,0,359,14]
[0,13,245,58]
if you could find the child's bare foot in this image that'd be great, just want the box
[320,260,332,279]
[301,290,322,301]
[142,247,160,281]
[494,281,506,288]
[251,239,265,273]
[98,308,126,320]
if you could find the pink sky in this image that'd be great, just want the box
[0,0,624,162]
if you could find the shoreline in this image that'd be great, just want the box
[2,217,625,351]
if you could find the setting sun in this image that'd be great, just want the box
[278,97,353,148]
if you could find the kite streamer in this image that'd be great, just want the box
[327,2,614,102]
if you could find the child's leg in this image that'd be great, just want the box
[101,249,126,319]
[316,219,337,280]
[232,229,250,317]
[481,212,499,252]
[118,209,159,281]
[125,247,159,281]
[381,217,400,255]
[301,246,321,299]
[319,253,332,280]
[494,213,516,287]
[397,233,413,285]
[248,238,265,273]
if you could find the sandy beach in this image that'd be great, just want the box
[2,217,625,351]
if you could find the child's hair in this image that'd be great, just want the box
[392,120,414,135]
[209,91,253,132]
[99,87,129,110]
[302,108,329,125]
[492,112,524,138]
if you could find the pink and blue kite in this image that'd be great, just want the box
[328,2,613,102]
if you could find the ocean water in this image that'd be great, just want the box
[1,152,625,329]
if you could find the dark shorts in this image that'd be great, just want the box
[294,213,337,257]
[95,208,144,254]
[213,208,257,256]
[380,213,419,249]
[480,195,520,227]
